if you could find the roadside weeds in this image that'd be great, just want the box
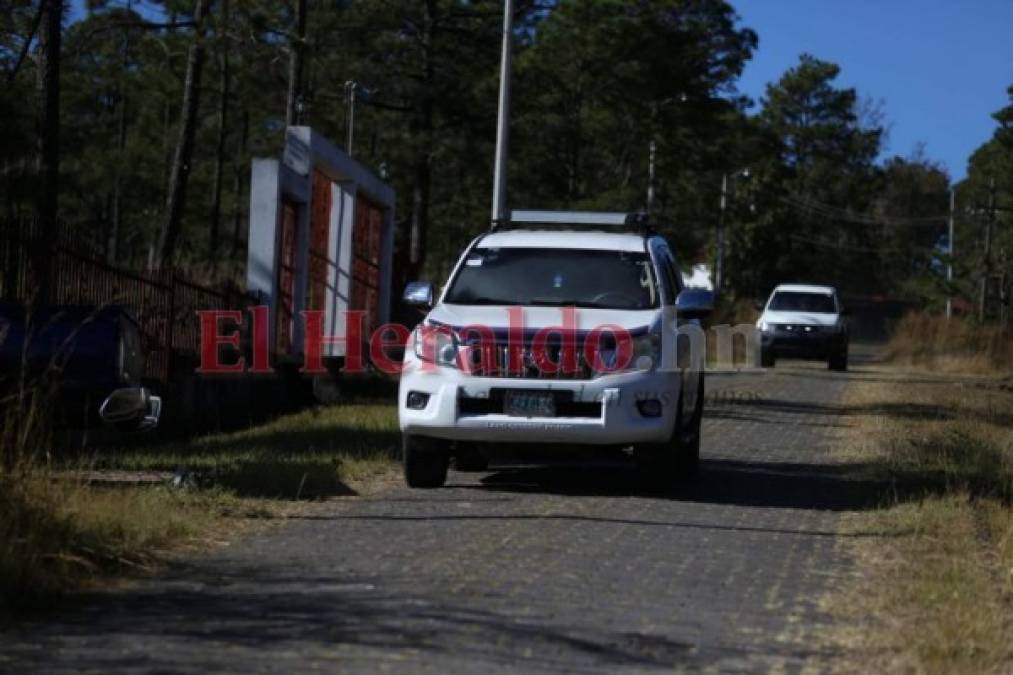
[884,312,1013,374]
[825,363,1013,674]
[0,401,400,620]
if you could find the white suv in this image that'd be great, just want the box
[756,284,849,371]
[397,211,712,488]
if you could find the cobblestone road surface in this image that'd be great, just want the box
[2,361,869,674]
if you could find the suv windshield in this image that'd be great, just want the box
[444,247,658,310]
[768,291,836,313]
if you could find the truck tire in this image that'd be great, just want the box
[635,374,703,489]
[680,374,704,475]
[761,349,776,368]
[828,350,848,372]
[403,435,449,488]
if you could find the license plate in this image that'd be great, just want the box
[504,391,556,417]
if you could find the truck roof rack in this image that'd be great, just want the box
[490,210,651,233]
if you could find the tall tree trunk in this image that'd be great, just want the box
[154,0,212,270]
[408,0,436,278]
[285,0,308,126]
[231,109,249,257]
[409,154,432,277]
[109,94,126,263]
[34,0,63,302]
[209,0,230,272]
[109,0,132,265]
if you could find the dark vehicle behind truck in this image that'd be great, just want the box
[0,303,159,431]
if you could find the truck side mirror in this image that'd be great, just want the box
[403,281,434,308]
[676,289,714,320]
[99,387,162,432]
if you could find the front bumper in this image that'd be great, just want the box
[761,328,845,358]
[398,363,682,445]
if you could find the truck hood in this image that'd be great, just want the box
[427,303,659,335]
[759,310,839,327]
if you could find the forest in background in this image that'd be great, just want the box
[1,0,1011,314]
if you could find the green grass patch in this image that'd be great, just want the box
[881,424,1013,503]
[104,403,400,499]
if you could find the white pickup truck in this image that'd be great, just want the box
[397,211,713,488]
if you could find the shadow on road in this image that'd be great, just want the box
[465,458,891,514]
[5,568,703,672]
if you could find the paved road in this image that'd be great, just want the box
[2,361,868,674]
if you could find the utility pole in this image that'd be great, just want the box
[345,80,358,157]
[979,176,996,322]
[714,173,728,296]
[946,187,955,319]
[490,0,514,225]
[646,140,656,216]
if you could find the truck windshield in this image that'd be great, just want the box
[769,291,836,313]
[444,247,658,310]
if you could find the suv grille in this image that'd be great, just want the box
[461,340,594,380]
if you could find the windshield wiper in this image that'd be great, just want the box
[450,297,617,309]
[529,298,610,309]
[449,296,516,305]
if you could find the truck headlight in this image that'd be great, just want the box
[414,325,458,368]
[758,320,771,332]
[632,333,661,371]
[593,332,660,373]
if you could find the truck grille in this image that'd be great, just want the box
[461,340,594,380]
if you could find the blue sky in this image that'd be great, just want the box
[734,0,1013,180]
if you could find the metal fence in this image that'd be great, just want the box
[0,218,252,383]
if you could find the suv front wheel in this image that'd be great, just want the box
[403,435,450,488]
[635,374,704,489]
[828,346,848,372]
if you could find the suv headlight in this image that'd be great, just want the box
[414,325,458,368]
[632,332,661,371]
[591,332,659,373]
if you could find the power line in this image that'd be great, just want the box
[780,194,951,227]
[788,233,916,254]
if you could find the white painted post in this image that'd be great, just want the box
[491,0,514,225]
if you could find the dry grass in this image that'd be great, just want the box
[884,312,1013,374]
[0,469,250,617]
[826,364,1013,673]
[0,400,400,618]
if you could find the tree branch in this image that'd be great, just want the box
[6,2,45,84]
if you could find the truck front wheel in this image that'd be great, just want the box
[403,435,449,488]
[635,375,703,490]
[828,349,848,372]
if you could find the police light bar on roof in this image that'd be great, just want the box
[501,210,648,228]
